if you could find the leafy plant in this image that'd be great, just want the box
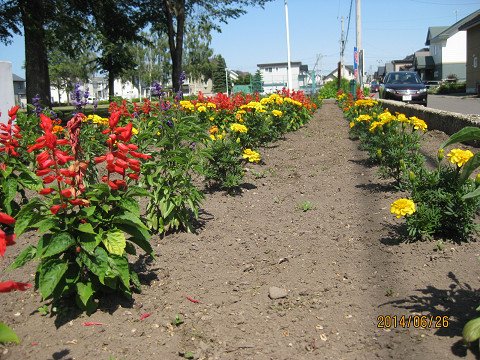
[298,201,313,212]
[10,111,153,313]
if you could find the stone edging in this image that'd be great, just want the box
[378,99,480,137]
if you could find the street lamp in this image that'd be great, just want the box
[225,68,229,96]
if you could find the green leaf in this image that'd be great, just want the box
[159,200,175,218]
[79,233,99,255]
[41,232,75,258]
[102,230,126,256]
[14,197,44,236]
[77,222,96,234]
[0,165,13,178]
[0,322,20,344]
[126,185,151,197]
[125,242,137,256]
[3,177,18,206]
[459,153,480,183]
[76,282,94,307]
[18,170,42,190]
[38,258,68,300]
[463,317,480,342]
[463,186,480,200]
[106,254,130,288]
[8,245,36,270]
[116,223,153,256]
[118,197,140,216]
[113,211,149,230]
[79,248,108,284]
[32,218,58,234]
[80,206,97,218]
[441,127,480,148]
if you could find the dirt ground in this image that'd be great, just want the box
[2,99,480,360]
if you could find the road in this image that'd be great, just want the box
[370,92,480,116]
[426,94,480,115]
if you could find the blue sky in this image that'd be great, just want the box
[0,0,479,79]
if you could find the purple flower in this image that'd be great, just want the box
[161,101,171,111]
[71,83,87,111]
[151,81,165,98]
[32,94,42,116]
[166,119,174,128]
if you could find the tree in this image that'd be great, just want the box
[143,0,274,92]
[0,0,51,106]
[211,55,230,94]
[235,72,251,85]
[183,22,214,83]
[82,0,144,99]
[252,69,263,93]
[49,49,96,104]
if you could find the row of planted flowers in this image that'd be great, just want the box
[336,90,480,343]
[0,88,318,342]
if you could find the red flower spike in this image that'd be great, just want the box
[94,155,107,164]
[109,111,121,129]
[0,281,32,293]
[127,173,139,180]
[0,212,15,225]
[130,151,151,160]
[127,144,138,151]
[8,105,20,118]
[39,188,54,195]
[60,189,73,198]
[36,169,51,177]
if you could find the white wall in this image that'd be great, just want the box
[443,31,467,63]
[0,62,15,123]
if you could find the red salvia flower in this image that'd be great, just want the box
[0,280,32,293]
[0,212,15,225]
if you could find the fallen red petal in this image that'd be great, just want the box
[82,322,104,326]
[186,296,201,303]
[140,313,151,320]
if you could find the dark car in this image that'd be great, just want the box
[379,71,427,106]
[370,80,380,92]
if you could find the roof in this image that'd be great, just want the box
[427,9,480,44]
[459,13,480,31]
[324,65,354,78]
[257,61,302,68]
[12,73,25,82]
[414,55,435,69]
[425,26,449,45]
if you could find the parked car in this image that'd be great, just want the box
[379,71,427,106]
[370,80,380,92]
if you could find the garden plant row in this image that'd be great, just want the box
[336,89,480,344]
[0,85,318,344]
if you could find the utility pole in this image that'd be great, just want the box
[340,16,345,79]
[356,0,363,88]
[225,68,229,96]
[284,0,293,90]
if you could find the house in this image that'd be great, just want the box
[257,61,307,93]
[459,13,480,94]
[323,65,355,83]
[12,74,26,107]
[413,48,435,81]
[425,10,480,81]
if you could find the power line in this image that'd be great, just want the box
[343,0,354,55]
[408,0,479,4]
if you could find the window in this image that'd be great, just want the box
[265,67,272,73]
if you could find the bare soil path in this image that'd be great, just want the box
[2,100,480,360]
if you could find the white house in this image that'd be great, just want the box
[51,77,140,104]
[323,65,355,83]
[257,61,308,93]
[425,10,480,81]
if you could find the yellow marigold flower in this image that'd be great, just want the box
[230,123,248,133]
[242,148,261,163]
[390,198,416,218]
[410,116,427,131]
[209,125,219,135]
[209,134,216,141]
[197,105,207,113]
[237,110,246,115]
[131,127,138,135]
[447,148,474,167]
[180,100,195,112]
[52,125,64,133]
[349,121,355,128]
[369,121,383,132]
[206,102,216,109]
[272,110,283,117]
[396,113,409,123]
[260,97,273,105]
[209,116,214,121]
[354,99,376,107]
[378,111,395,124]
[356,114,372,122]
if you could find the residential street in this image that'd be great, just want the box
[427,94,480,116]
